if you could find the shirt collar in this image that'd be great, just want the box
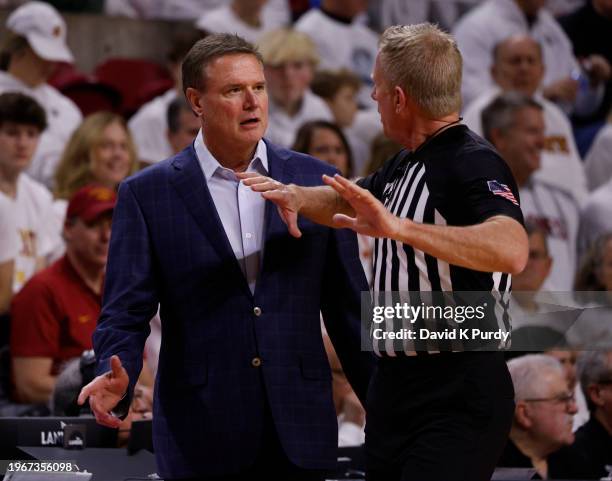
[194,129,268,181]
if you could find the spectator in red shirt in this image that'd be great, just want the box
[10,184,115,404]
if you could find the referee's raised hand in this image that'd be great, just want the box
[323,174,402,240]
[77,355,129,429]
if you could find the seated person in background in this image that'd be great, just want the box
[0,1,82,189]
[311,68,380,174]
[128,29,203,164]
[195,0,284,44]
[549,350,612,479]
[578,176,612,258]
[258,28,333,147]
[166,96,200,155]
[0,92,59,294]
[0,196,17,316]
[453,0,610,115]
[10,185,115,404]
[500,354,577,479]
[463,34,587,201]
[584,119,612,191]
[292,120,352,176]
[295,0,379,107]
[54,112,138,201]
[482,92,580,291]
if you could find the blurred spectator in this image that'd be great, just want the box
[10,185,115,404]
[464,35,587,201]
[292,120,352,176]
[575,232,612,291]
[577,178,612,258]
[0,196,17,315]
[195,0,284,43]
[584,120,612,191]
[453,0,611,115]
[500,354,577,478]
[54,112,138,200]
[546,0,586,16]
[549,350,612,479]
[0,2,82,189]
[362,131,402,176]
[258,28,333,147]
[311,69,361,129]
[512,222,552,299]
[295,0,379,107]
[482,92,580,291]
[128,29,203,165]
[311,69,382,174]
[546,350,589,430]
[560,0,612,125]
[166,96,200,155]
[0,92,59,294]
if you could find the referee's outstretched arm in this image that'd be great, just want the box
[239,172,528,275]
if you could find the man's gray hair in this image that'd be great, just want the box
[507,354,564,401]
[182,33,263,95]
[378,23,462,118]
[577,351,612,411]
[481,91,543,143]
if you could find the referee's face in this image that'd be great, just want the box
[371,55,398,141]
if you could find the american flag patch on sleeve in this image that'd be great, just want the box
[487,180,519,206]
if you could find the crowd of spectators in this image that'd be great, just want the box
[0,0,610,476]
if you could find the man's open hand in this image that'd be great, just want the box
[77,355,129,428]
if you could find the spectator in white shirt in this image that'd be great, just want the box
[0,2,82,189]
[463,34,587,201]
[258,28,333,147]
[0,92,59,294]
[195,0,284,44]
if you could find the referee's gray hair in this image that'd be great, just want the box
[378,23,462,118]
[507,354,564,401]
[481,91,543,143]
[577,351,612,412]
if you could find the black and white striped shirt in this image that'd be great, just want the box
[358,125,524,356]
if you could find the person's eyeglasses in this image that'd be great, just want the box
[523,392,575,408]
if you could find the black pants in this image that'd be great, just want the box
[366,352,515,481]
[171,397,325,481]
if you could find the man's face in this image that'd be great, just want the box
[265,60,314,110]
[492,37,544,96]
[371,55,400,142]
[522,371,577,452]
[64,213,112,269]
[596,239,612,291]
[0,122,40,174]
[495,107,545,182]
[512,231,551,291]
[196,54,268,149]
[168,109,201,154]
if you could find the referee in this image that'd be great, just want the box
[240,23,528,481]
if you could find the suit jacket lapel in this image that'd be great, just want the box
[170,145,252,298]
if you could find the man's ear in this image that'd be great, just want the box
[394,85,407,113]
[514,401,532,429]
[185,87,204,117]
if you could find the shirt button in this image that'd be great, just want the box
[253,307,262,316]
[245,233,252,239]
[251,357,262,367]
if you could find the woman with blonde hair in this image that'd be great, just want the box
[54,111,138,200]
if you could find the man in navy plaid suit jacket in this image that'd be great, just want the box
[78,34,372,480]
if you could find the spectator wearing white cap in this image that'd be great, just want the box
[0,1,82,189]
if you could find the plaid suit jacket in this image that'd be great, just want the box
[93,140,373,478]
